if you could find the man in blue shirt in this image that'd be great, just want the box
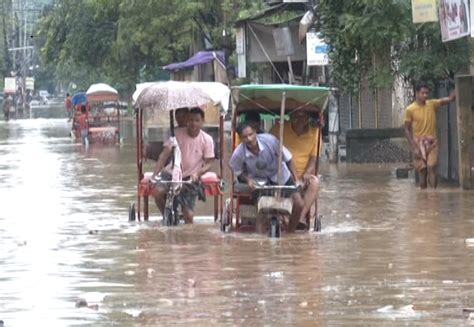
[230,123,304,232]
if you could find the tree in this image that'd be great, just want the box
[318,0,469,93]
[37,0,261,94]
[0,0,13,77]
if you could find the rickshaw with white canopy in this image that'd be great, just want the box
[71,83,121,144]
[129,81,230,223]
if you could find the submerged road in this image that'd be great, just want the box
[0,106,473,325]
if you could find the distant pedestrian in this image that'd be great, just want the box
[79,105,89,147]
[65,93,73,120]
[404,82,455,189]
[2,95,13,121]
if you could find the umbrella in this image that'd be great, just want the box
[136,81,213,112]
[72,92,87,106]
[132,82,161,105]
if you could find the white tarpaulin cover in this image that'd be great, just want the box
[86,83,118,102]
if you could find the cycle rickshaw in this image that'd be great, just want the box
[129,81,230,223]
[71,83,121,144]
[222,84,330,237]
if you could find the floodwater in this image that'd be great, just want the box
[1,105,474,326]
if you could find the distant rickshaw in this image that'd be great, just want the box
[129,81,230,223]
[71,83,121,144]
[222,84,330,237]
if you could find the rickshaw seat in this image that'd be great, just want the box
[139,172,155,197]
[233,182,252,194]
[139,171,222,197]
[200,172,222,196]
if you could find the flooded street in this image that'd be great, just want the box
[1,108,474,326]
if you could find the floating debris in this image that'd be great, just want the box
[266,271,284,279]
[146,268,155,277]
[463,308,474,319]
[75,298,88,308]
[88,304,99,310]
[124,309,142,318]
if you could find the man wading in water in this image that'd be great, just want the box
[404,82,455,189]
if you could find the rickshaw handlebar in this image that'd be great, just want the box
[253,185,300,191]
[151,178,194,185]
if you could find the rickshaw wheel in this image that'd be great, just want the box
[221,202,230,232]
[164,207,173,226]
[172,209,180,226]
[314,214,322,232]
[128,203,136,222]
[269,216,281,238]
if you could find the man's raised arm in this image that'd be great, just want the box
[439,90,456,106]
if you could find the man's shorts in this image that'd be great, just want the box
[158,171,201,210]
[414,141,439,171]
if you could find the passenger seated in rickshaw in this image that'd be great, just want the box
[144,107,189,161]
[152,107,215,224]
[229,123,304,233]
[175,107,189,128]
[271,109,321,230]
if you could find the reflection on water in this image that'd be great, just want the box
[0,111,474,325]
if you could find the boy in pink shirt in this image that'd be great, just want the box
[153,107,214,223]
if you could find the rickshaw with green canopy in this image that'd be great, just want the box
[223,84,331,237]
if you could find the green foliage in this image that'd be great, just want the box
[318,0,469,93]
[397,22,469,85]
[37,0,259,94]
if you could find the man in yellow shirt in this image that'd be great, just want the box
[272,109,321,230]
[404,82,455,189]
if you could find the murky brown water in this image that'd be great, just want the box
[1,106,474,326]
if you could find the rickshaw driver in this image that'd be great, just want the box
[234,111,263,146]
[271,109,321,230]
[230,123,305,233]
[152,107,215,224]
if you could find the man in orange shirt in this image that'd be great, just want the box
[404,82,455,189]
[272,110,322,230]
[65,93,73,120]
[78,105,89,147]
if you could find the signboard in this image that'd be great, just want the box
[235,27,245,55]
[439,0,470,42]
[471,0,474,37]
[26,77,35,90]
[4,77,16,93]
[306,32,329,66]
[411,0,438,23]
